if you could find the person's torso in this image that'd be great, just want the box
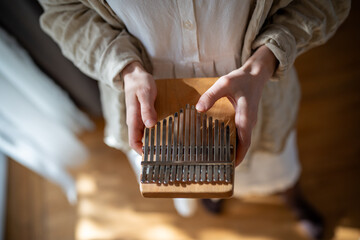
[107,0,252,78]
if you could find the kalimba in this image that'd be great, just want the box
[140,78,236,198]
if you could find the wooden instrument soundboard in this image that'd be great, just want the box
[140,78,236,198]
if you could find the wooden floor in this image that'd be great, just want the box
[5,3,360,240]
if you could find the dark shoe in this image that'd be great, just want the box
[289,196,324,239]
[282,184,325,240]
[201,199,224,214]
[299,219,324,240]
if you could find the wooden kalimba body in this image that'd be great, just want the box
[140,78,236,198]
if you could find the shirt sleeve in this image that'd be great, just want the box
[252,0,351,80]
[38,0,148,91]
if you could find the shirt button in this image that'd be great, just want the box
[183,20,193,30]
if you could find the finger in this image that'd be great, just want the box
[234,100,252,166]
[235,127,251,166]
[130,123,145,154]
[126,98,145,154]
[196,77,230,112]
[137,88,157,128]
[235,134,251,166]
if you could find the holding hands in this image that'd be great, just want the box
[122,61,157,154]
[123,46,277,165]
[196,46,277,166]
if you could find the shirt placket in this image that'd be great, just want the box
[177,0,200,63]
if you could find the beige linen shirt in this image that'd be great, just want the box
[107,0,251,80]
[38,0,351,154]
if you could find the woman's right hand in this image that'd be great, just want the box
[122,61,157,154]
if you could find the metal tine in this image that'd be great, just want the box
[148,127,155,183]
[207,117,213,182]
[183,104,190,182]
[225,125,232,183]
[164,117,172,184]
[170,112,178,183]
[189,106,195,182]
[213,119,220,182]
[154,122,161,183]
[195,112,201,182]
[208,117,213,162]
[176,109,184,182]
[200,114,207,182]
[159,119,167,183]
[141,128,150,183]
[219,122,225,182]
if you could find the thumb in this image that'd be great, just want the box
[196,79,228,112]
[137,89,157,128]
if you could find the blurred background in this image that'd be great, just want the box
[0,1,359,240]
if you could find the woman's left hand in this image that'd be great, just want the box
[196,45,278,166]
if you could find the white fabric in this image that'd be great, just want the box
[0,28,93,203]
[173,198,197,217]
[126,149,142,182]
[234,131,300,196]
[107,0,300,196]
[107,0,249,78]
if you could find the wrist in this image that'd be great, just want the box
[122,61,146,80]
[242,45,278,83]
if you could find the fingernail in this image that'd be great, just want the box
[196,103,204,112]
[145,119,155,128]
